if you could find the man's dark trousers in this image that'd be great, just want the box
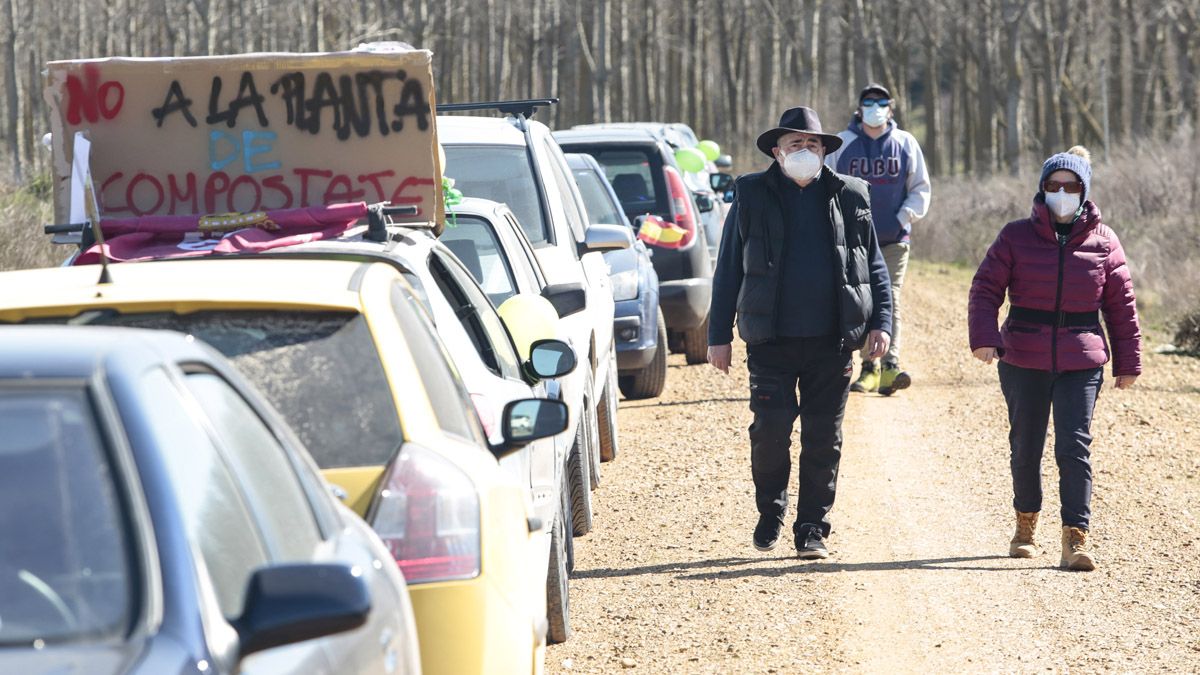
[747,335,852,539]
[998,361,1103,530]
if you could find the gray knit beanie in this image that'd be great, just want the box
[1039,146,1092,203]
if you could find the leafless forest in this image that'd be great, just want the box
[2,0,1199,342]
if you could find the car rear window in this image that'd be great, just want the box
[443,145,548,245]
[0,387,133,646]
[577,148,668,219]
[572,167,628,228]
[53,311,404,469]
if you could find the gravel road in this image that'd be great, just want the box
[548,262,1200,674]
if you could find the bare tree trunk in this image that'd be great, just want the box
[2,0,19,180]
[1001,0,1030,175]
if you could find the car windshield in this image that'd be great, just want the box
[55,311,404,469]
[581,148,666,219]
[443,145,547,245]
[0,387,132,646]
[571,167,628,228]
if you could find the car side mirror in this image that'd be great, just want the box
[232,564,370,661]
[580,223,632,255]
[495,398,569,457]
[693,191,715,213]
[710,172,734,193]
[526,339,577,379]
[541,282,587,317]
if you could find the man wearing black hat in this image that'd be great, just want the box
[707,106,893,559]
[826,83,931,397]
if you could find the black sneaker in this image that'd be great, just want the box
[795,524,830,560]
[753,515,783,552]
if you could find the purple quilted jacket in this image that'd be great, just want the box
[968,199,1142,376]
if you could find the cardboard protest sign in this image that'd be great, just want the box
[44,47,443,231]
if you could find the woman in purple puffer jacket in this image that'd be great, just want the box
[968,146,1141,572]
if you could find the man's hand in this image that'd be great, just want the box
[865,330,890,360]
[708,344,732,374]
[973,347,997,364]
[1115,374,1138,389]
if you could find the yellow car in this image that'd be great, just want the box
[0,257,573,675]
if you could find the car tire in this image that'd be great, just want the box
[682,315,709,365]
[667,328,685,354]
[596,346,620,462]
[585,390,601,490]
[568,405,594,537]
[546,482,571,644]
[619,308,668,400]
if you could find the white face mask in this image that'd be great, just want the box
[862,105,889,128]
[1045,189,1081,219]
[782,149,822,181]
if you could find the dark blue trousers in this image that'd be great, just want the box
[998,361,1103,530]
[746,336,852,538]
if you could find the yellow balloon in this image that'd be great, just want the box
[698,140,721,162]
[497,293,560,361]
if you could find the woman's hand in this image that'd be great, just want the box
[972,347,997,364]
[1115,375,1138,389]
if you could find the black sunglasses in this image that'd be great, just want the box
[861,98,891,107]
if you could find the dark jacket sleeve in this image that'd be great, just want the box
[865,220,893,336]
[707,199,744,345]
[1100,228,1142,376]
[967,223,1014,351]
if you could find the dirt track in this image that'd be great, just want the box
[548,261,1200,674]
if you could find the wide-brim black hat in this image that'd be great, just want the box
[755,106,843,158]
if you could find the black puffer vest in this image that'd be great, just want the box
[734,164,877,350]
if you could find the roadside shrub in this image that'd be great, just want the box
[0,173,61,272]
[1175,312,1200,353]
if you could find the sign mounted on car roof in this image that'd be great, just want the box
[44,46,444,227]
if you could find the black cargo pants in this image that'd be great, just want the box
[746,335,852,538]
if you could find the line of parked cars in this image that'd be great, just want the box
[1,87,726,673]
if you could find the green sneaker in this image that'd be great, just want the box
[878,364,912,396]
[851,364,879,393]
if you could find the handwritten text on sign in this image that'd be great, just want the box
[46,51,443,223]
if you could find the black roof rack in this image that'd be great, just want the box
[438,98,559,131]
[365,203,421,241]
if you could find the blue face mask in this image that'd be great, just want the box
[862,105,889,128]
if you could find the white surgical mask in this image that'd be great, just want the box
[862,105,889,128]
[782,149,822,181]
[1044,189,1081,219]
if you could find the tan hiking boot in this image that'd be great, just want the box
[1009,511,1041,558]
[1060,526,1097,571]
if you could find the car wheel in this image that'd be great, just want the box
[667,328,685,354]
[596,346,620,462]
[682,315,709,365]
[567,405,594,537]
[620,308,668,400]
[546,483,571,644]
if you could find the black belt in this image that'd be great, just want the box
[1008,305,1099,328]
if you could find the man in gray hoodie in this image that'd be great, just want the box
[826,83,931,396]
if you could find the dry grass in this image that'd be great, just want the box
[918,136,1200,344]
[0,171,61,272]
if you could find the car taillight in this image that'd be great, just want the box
[663,165,697,249]
[371,443,481,584]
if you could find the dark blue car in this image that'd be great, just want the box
[566,152,666,399]
[0,327,421,675]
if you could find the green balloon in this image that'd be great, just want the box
[675,147,706,173]
[698,140,721,162]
